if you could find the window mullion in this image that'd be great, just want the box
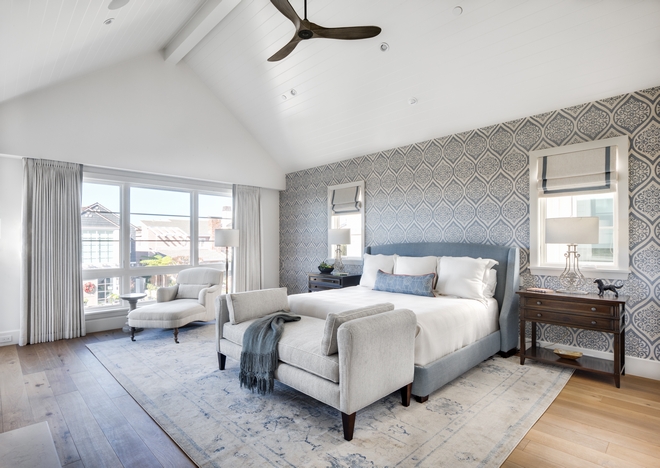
[121,183,131,294]
[191,190,198,266]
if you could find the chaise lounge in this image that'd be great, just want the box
[215,287,417,441]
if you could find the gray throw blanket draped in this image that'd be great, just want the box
[239,311,301,395]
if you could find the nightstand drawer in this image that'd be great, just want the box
[522,297,615,317]
[523,308,616,331]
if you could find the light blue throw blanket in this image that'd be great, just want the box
[239,311,301,395]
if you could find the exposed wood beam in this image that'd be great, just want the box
[163,0,241,64]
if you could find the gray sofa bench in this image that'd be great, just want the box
[215,287,417,441]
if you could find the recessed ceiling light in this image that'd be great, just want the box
[108,0,130,10]
[103,18,114,25]
[408,97,418,105]
[380,42,389,52]
[453,6,463,16]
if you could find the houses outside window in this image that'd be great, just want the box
[81,171,232,312]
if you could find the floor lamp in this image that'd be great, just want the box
[545,217,599,294]
[215,229,239,294]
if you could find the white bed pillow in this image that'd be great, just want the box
[436,256,494,300]
[393,256,438,276]
[360,254,397,289]
[483,269,497,298]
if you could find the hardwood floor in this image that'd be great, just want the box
[0,329,194,468]
[1,329,659,467]
[503,370,660,468]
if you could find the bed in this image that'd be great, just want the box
[287,242,520,401]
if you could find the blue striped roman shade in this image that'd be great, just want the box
[537,146,616,196]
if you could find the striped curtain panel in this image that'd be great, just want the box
[537,146,616,196]
[233,185,261,292]
[20,158,85,345]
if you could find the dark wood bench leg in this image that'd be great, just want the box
[401,383,412,407]
[218,353,226,370]
[415,395,429,403]
[130,327,136,342]
[173,328,179,344]
[341,412,356,441]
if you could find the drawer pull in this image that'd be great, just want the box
[536,301,542,305]
[591,321,597,326]
[591,307,597,312]
[537,313,542,317]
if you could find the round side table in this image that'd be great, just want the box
[121,293,147,333]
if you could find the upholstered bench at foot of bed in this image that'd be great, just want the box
[215,288,417,441]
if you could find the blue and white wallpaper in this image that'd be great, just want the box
[280,86,660,361]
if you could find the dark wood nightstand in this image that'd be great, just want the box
[307,273,361,292]
[517,290,627,388]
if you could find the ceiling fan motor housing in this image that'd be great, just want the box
[298,29,313,40]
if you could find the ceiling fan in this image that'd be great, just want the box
[268,0,382,62]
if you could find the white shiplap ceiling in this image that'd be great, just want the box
[3,0,660,174]
[0,0,205,103]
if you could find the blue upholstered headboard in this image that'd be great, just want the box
[365,242,520,352]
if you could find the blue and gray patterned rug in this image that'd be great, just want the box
[88,324,572,467]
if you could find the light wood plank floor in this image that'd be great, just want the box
[1,328,659,467]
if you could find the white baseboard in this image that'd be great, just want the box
[536,340,660,381]
[0,329,20,346]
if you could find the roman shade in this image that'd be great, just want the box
[331,186,361,214]
[537,146,616,196]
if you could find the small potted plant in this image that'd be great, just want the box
[318,261,334,274]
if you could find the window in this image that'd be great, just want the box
[328,181,364,263]
[81,170,232,311]
[529,136,629,280]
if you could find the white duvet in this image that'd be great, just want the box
[287,286,499,366]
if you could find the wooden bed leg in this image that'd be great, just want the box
[415,395,429,403]
[218,352,226,370]
[341,412,356,441]
[130,327,136,342]
[173,328,179,344]
[401,383,412,407]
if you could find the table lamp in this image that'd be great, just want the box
[545,217,599,294]
[328,228,350,274]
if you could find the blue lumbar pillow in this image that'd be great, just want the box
[373,270,436,297]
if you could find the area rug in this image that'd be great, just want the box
[87,324,573,467]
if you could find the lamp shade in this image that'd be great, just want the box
[328,228,351,245]
[214,229,239,247]
[545,217,599,244]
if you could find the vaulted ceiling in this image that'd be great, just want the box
[3,0,660,174]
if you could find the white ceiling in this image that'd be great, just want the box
[3,0,660,174]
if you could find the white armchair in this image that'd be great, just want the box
[128,267,223,343]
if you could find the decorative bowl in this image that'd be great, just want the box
[553,349,583,360]
[318,266,334,274]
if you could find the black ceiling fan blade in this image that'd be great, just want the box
[270,0,301,29]
[268,34,303,62]
[311,25,381,40]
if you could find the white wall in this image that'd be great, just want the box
[0,52,285,191]
[0,157,23,344]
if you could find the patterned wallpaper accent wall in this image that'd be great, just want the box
[280,86,660,361]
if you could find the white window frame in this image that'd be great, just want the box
[81,167,232,313]
[327,181,365,264]
[529,135,629,280]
